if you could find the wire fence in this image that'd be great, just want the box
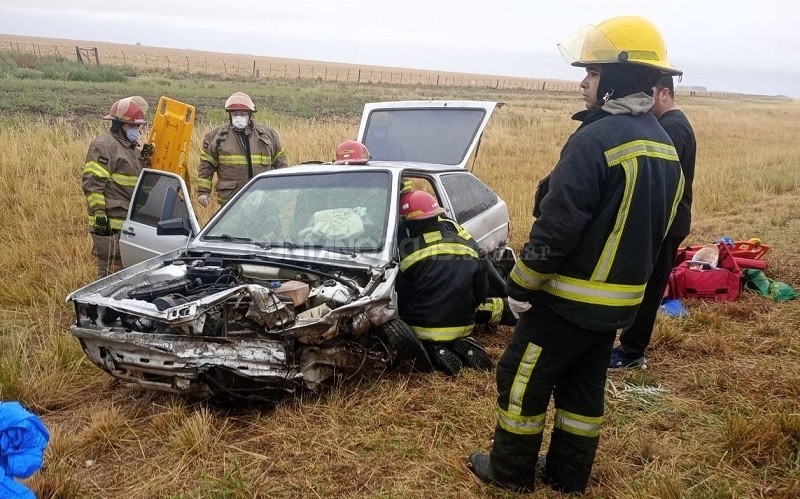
[1,39,581,92]
[4,38,781,100]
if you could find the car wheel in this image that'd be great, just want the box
[376,319,434,373]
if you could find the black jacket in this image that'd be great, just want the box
[397,219,488,341]
[660,109,696,238]
[508,106,684,331]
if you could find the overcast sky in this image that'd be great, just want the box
[1,1,798,97]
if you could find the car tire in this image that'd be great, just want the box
[376,319,434,373]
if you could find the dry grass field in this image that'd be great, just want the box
[0,50,799,497]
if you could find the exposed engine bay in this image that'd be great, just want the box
[71,254,401,401]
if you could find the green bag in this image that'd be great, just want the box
[742,269,799,302]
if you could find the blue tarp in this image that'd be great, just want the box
[0,401,50,499]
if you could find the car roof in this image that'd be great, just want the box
[279,161,470,176]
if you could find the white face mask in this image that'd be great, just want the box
[231,116,249,129]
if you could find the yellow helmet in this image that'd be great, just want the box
[558,16,681,76]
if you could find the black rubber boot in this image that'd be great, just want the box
[424,342,463,376]
[450,336,493,371]
[467,453,534,493]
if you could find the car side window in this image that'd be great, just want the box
[129,172,191,227]
[440,173,498,224]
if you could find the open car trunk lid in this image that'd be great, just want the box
[357,100,499,168]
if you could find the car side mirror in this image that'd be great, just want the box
[157,218,193,236]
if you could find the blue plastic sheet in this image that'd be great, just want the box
[0,401,50,499]
[659,298,690,318]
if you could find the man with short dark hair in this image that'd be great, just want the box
[609,74,697,369]
[467,15,685,494]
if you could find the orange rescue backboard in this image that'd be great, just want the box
[146,96,195,189]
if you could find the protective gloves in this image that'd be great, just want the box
[197,194,211,207]
[507,296,531,319]
[92,213,112,236]
[140,143,155,158]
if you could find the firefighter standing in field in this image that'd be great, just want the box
[82,96,151,279]
[467,16,685,493]
[396,189,494,375]
[197,92,288,207]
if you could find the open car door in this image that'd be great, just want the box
[357,101,499,167]
[120,169,200,267]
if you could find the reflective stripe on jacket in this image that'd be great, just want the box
[82,132,145,230]
[508,107,684,330]
[197,123,288,202]
[397,219,489,342]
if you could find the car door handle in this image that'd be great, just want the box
[122,227,136,236]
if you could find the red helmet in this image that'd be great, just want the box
[400,190,445,220]
[225,92,257,112]
[334,140,371,165]
[103,96,148,124]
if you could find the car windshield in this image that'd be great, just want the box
[203,171,392,253]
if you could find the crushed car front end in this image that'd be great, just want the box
[69,249,399,401]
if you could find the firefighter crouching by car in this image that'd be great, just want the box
[396,178,516,333]
[82,96,151,279]
[467,15,685,494]
[197,92,288,207]
[396,189,494,375]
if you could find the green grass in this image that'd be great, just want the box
[0,49,131,82]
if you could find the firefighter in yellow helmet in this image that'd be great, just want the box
[467,16,684,493]
[81,96,150,278]
[197,92,288,207]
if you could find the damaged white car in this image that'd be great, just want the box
[67,101,514,402]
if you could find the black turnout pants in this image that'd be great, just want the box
[489,302,615,492]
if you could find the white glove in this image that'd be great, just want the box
[507,296,531,319]
[197,194,211,207]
